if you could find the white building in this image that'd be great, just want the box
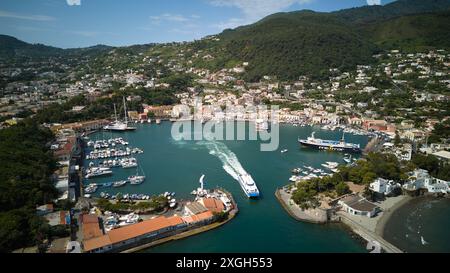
[369,178,400,196]
[403,169,449,194]
[338,194,379,218]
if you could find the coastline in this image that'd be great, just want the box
[375,195,413,238]
[275,188,328,224]
[276,187,405,253]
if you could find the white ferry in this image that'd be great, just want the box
[237,173,260,198]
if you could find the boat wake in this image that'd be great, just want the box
[199,140,250,185]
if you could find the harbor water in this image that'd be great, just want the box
[383,196,450,253]
[84,121,370,252]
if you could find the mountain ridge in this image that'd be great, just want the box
[1,0,449,80]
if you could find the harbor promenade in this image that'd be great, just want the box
[337,212,403,253]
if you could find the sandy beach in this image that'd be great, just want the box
[375,195,413,238]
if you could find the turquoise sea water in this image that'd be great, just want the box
[85,122,369,253]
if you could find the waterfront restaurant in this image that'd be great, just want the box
[338,194,379,218]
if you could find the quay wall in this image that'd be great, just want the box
[275,188,403,253]
[338,213,403,253]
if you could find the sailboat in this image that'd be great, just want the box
[129,161,146,185]
[104,97,137,131]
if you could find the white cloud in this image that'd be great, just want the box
[66,0,81,6]
[0,10,55,21]
[213,18,249,30]
[150,13,193,22]
[208,0,312,21]
[367,0,381,5]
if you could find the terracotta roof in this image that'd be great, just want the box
[201,198,225,213]
[107,216,184,245]
[191,211,214,222]
[185,202,208,215]
[183,210,214,224]
[81,214,103,240]
[81,214,100,224]
[60,211,66,225]
[83,235,112,252]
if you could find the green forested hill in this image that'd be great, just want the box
[212,12,376,81]
[1,0,450,80]
[195,0,450,81]
[361,11,450,51]
[0,34,113,60]
[334,0,450,24]
[0,35,64,60]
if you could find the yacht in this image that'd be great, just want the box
[343,154,352,164]
[289,175,300,182]
[129,175,145,185]
[121,157,138,169]
[84,184,98,194]
[321,161,339,169]
[104,97,136,131]
[85,169,113,179]
[112,180,128,188]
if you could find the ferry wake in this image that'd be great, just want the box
[200,141,260,198]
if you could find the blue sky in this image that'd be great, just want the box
[0,0,393,48]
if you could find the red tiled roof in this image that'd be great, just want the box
[201,198,225,213]
[83,235,112,252]
[81,214,103,240]
[107,216,184,245]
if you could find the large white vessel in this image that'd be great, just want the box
[298,132,361,153]
[237,173,260,198]
[104,97,136,131]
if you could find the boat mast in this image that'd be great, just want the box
[113,104,118,122]
[123,96,128,124]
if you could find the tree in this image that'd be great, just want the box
[213,211,229,222]
[362,172,377,185]
[335,182,350,196]
[394,132,402,146]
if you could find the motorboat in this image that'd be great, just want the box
[129,175,145,185]
[112,180,128,188]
